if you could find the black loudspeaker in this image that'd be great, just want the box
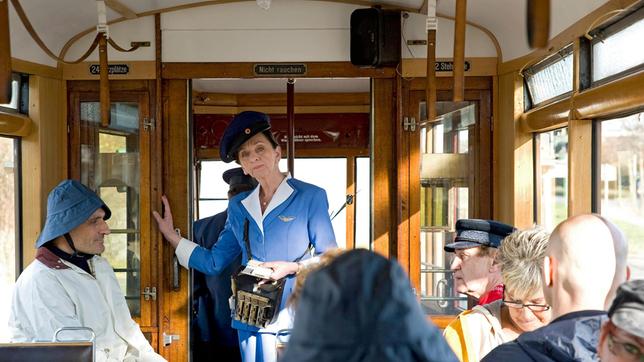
[350,8,401,67]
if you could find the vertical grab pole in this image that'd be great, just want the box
[287,79,295,177]
[99,33,110,127]
[527,0,550,49]
[426,1,438,123]
[0,0,12,104]
[453,0,466,102]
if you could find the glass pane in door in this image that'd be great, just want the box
[79,102,142,317]
[419,101,475,315]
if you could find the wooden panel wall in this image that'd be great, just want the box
[372,78,396,257]
[568,119,593,216]
[494,72,533,228]
[22,76,66,264]
[160,79,190,361]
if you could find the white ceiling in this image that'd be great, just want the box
[8,0,612,60]
[8,0,618,90]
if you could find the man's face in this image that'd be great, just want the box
[598,321,644,362]
[450,246,495,298]
[68,208,111,255]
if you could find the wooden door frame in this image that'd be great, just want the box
[67,79,160,349]
[399,77,493,326]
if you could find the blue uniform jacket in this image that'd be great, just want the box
[192,210,241,349]
[188,177,337,333]
[482,310,607,362]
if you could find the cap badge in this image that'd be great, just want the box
[244,128,251,134]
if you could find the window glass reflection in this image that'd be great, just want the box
[536,128,568,231]
[600,112,644,279]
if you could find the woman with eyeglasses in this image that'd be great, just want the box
[443,227,552,362]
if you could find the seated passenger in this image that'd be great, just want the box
[598,279,644,362]
[281,249,458,362]
[443,227,551,362]
[445,219,516,305]
[482,214,630,362]
[8,180,165,362]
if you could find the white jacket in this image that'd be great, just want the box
[8,248,165,362]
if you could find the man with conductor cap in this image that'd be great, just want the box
[192,168,257,362]
[445,219,516,305]
[598,279,644,362]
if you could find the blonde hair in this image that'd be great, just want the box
[288,248,346,307]
[498,227,550,301]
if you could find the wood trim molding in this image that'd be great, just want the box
[193,105,369,114]
[401,57,498,77]
[160,79,189,362]
[194,92,370,107]
[162,62,395,79]
[0,111,32,137]
[62,61,155,80]
[11,57,61,79]
[372,78,396,257]
[22,76,66,265]
[494,72,533,227]
[568,119,593,216]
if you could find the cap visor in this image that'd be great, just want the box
[612,308,644,339]
[444,241,482,252]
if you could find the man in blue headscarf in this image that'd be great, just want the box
[8,179,165,362]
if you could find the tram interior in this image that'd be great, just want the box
[1,0,644,360]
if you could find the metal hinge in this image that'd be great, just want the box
[163,332,180,346]
[143,117,155,131]
[403,116,417,132]
[142,286,157,301]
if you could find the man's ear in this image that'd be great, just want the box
[489,251,501,273]
[543,255,554,287]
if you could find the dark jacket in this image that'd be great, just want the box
[191,210,241,359]
[481,310,607,362]
[281,249,458,362]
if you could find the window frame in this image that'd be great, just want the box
[589,6,644,87]
[0,136,23,276]
[523,45,574,110]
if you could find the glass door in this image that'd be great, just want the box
[69,92,155,329]
[408,89,492,318]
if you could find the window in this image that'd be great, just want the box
[597,111,644,279]
[524,46,574,108]
[0,136,20,340]
[591,8,644,84]
[535,128,568,231]
[197,158,351,249]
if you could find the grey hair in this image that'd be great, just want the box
[498,227,551,301]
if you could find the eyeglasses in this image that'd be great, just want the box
[502,299,551,312]
[607,332,644,362]
[502,286,551,312]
